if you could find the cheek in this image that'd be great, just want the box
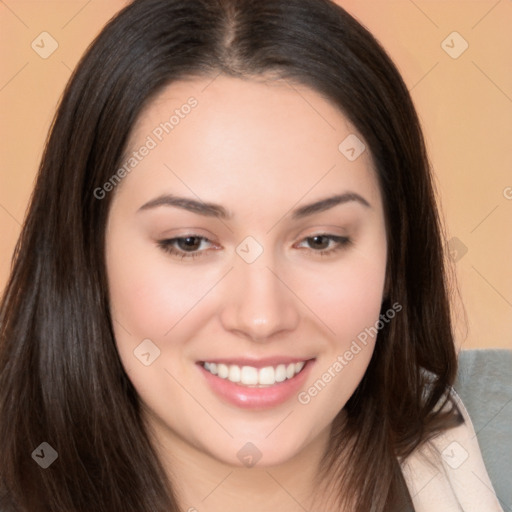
[298,252,386,345]
[106,237,219,342]
[329,269,384,340]
[105,234,221,397]
[294,262,386,421]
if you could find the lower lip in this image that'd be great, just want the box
[198,360,315,410]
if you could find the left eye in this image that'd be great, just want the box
[157,236,215,259]
[295,234,351,255]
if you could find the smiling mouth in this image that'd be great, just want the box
[200,361,308,387]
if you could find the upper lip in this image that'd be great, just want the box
[198,357,315,369]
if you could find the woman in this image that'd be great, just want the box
[0,0,502,510]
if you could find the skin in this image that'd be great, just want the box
[105,74,388,511]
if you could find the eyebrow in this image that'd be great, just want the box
[291,192,370,219]
[137,192,370,220]
[138,194,229,218]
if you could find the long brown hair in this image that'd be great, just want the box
[0,0,460,510]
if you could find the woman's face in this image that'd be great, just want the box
[105,75,387,468]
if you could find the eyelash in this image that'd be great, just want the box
[157,233,352,260]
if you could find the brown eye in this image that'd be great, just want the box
[306,235,331,250]
[157,235,217,260]
[176,236,202,252]
[295,234,352,257]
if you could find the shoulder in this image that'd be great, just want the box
[454,349,512,510]
[400,350,511,512]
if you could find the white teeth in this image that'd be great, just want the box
[202,360,307,386]
[204,362,217,375]
[275,364,287,382]
[258,366,275,385]
[228,365,241,383]
[240,366,258,385]
[217,363,229,379]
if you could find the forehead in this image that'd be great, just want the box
[117,74,382,214]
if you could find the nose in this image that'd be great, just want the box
[219,255,301,343]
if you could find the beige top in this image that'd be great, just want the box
[401,388,504,511]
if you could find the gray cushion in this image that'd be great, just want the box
[454,349,512,512]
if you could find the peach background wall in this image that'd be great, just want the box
[0,1,511,349]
